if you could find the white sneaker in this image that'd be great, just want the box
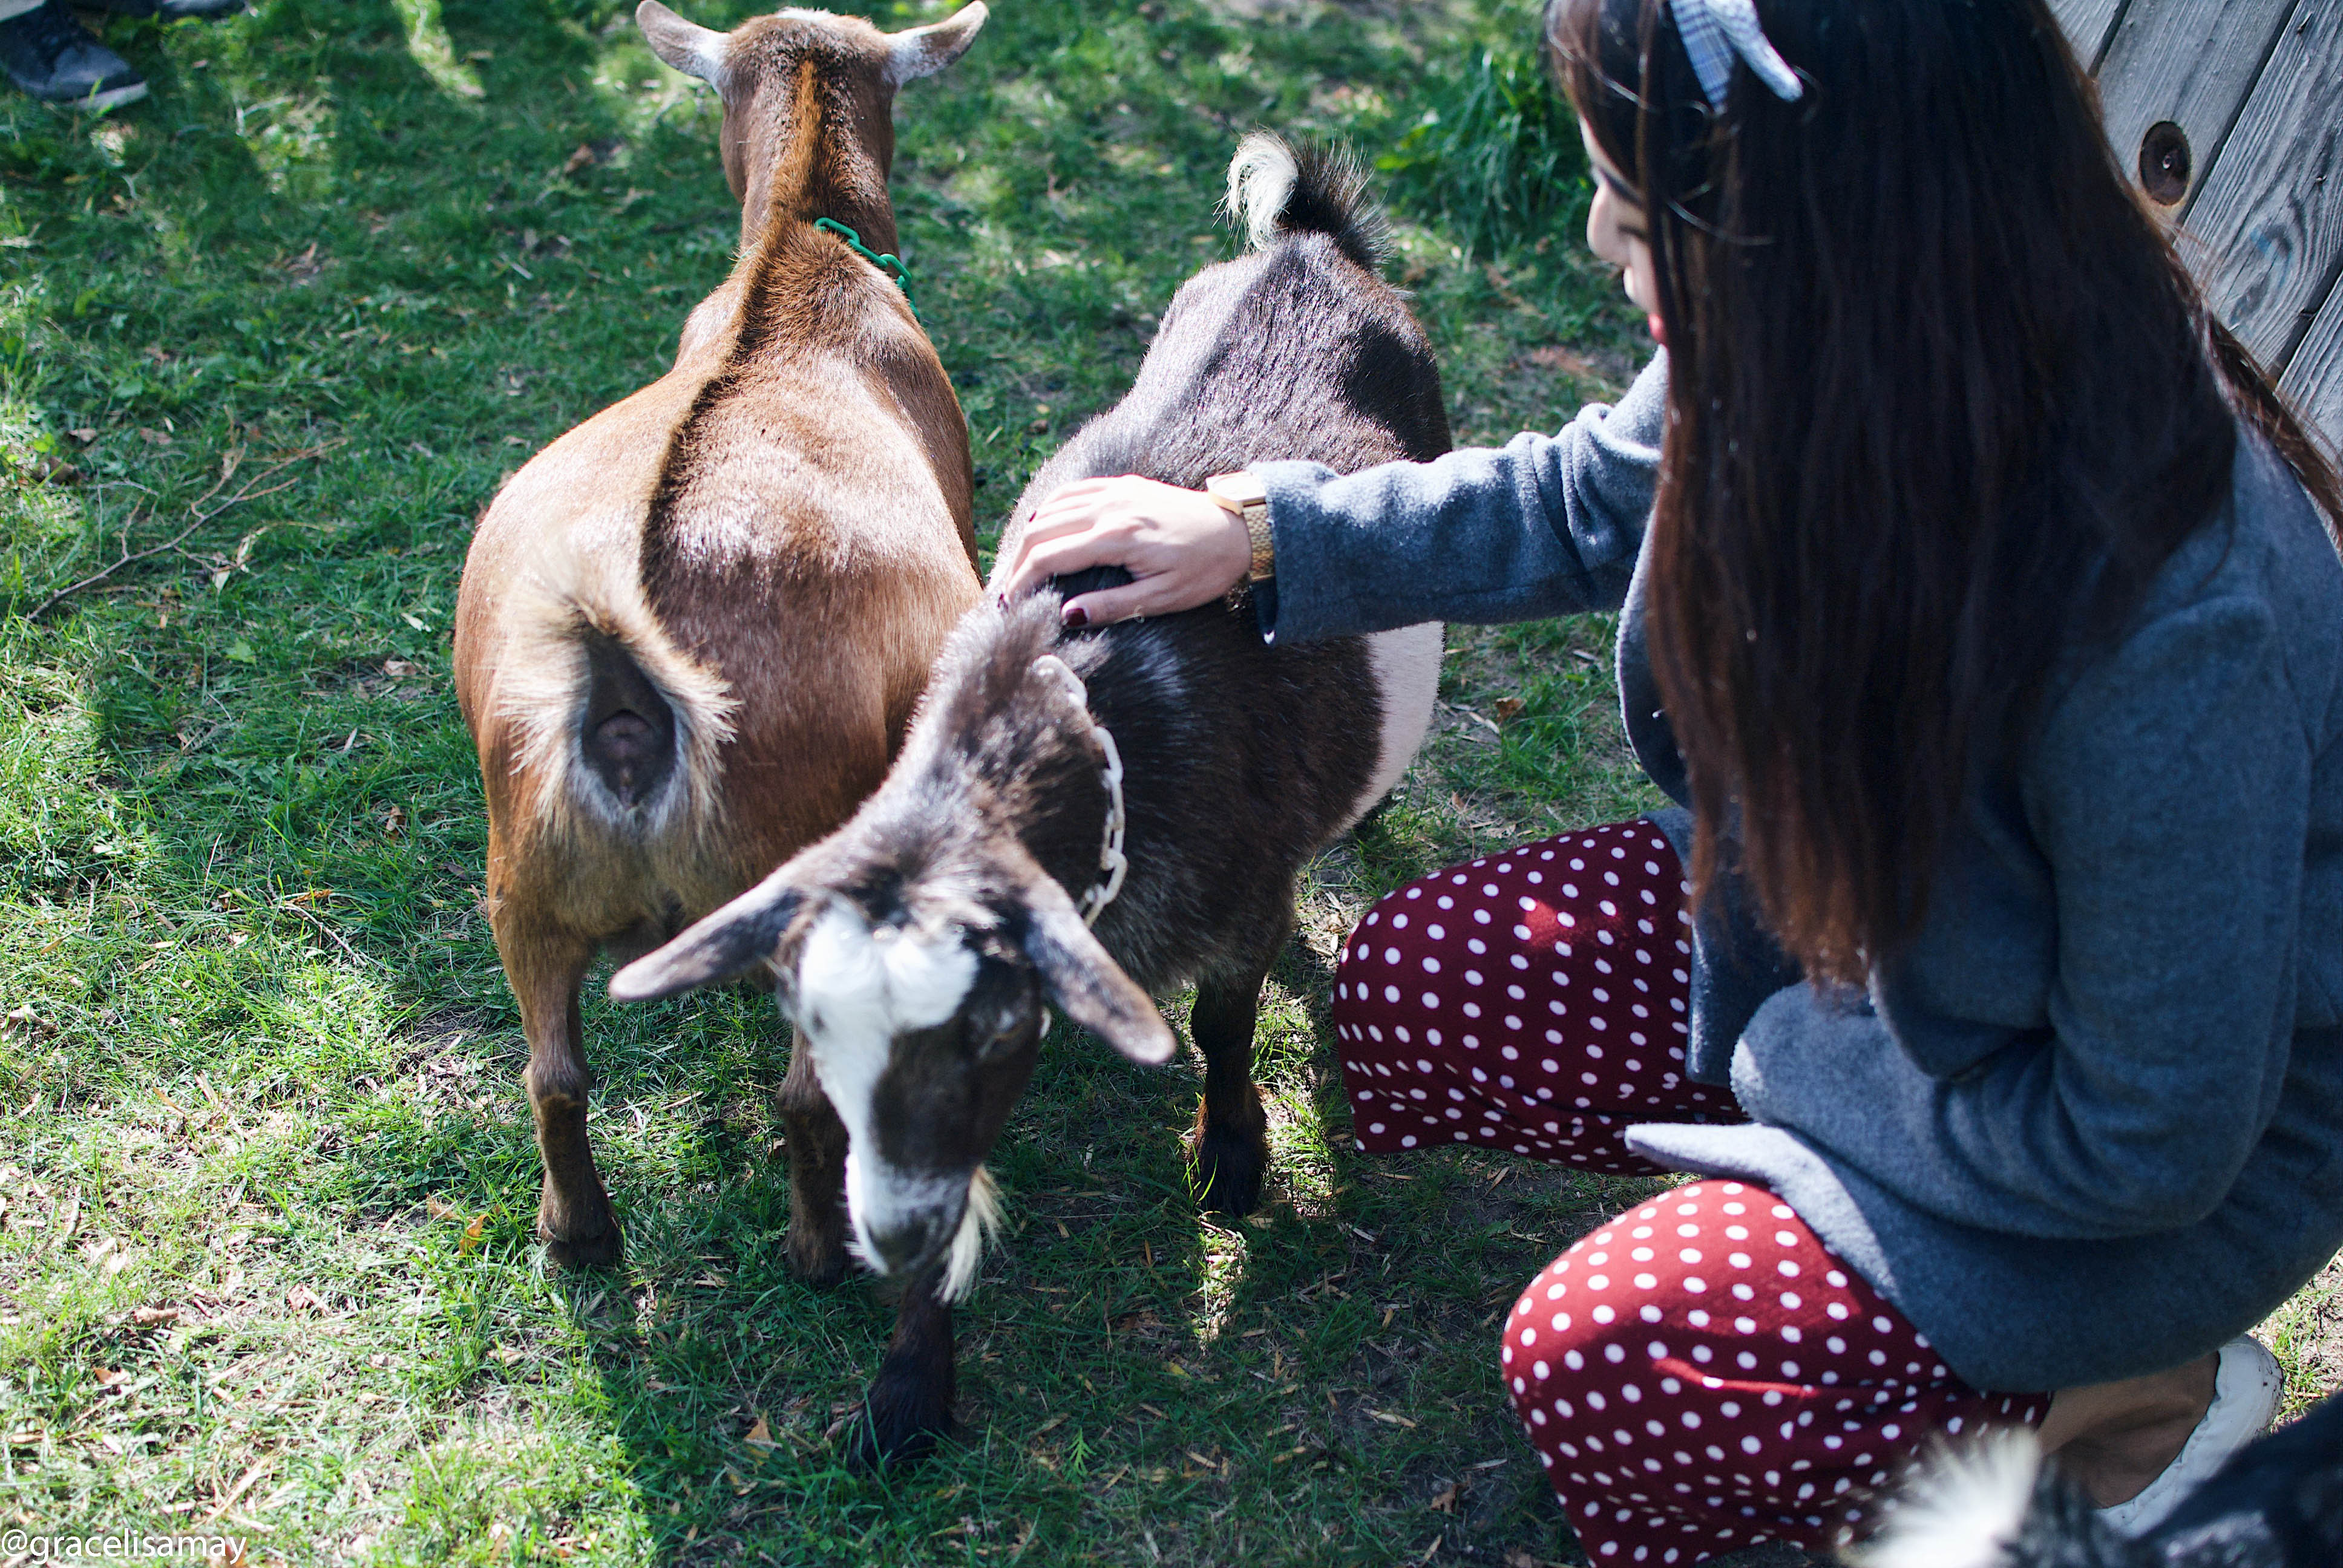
[2096,1334,2284,1538]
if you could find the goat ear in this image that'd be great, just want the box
[883,2,987,89]
[1017,875,1177,1065]
[637,1,728,87]
[610,878,803,1004]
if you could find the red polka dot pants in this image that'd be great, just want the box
[1331,818,1737,1173]
[1502,1181,2045,1562]
[1331,823,2046,1563]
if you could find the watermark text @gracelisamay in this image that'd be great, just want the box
[2,1532,246,1563]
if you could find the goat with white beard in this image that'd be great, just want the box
[611,134,1451,1465]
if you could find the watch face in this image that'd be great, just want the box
[1209,471,1268,508]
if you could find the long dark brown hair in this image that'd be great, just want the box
[1546,0,2341,985]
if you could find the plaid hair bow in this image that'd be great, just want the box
[1670,0,1804,108]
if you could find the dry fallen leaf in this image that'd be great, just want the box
[137,426,172,447]
[459,1214,487,1255]
[210,529,267,592]
[1427,1481,1458,1514]
[382,659,423,678]
[47,1195,79,1249]
[130,1305,182,1327]
[744,1414,775,1449]
[382,805,406,839]
[560,138,620,177]
[1493,696,1525,724]
[286,1284,326,1313]
[64,428,97,446]
[1527,344,1601,377]
[426,1195,456,1220]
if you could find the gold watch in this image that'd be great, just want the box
[1205,470,1274,583]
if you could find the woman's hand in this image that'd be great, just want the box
[997,475,1252,626]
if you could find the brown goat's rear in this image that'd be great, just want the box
[452,1,988,1270]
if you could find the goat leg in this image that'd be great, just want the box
[850,1265,956,1468]
[1187,918,1283,1217]
[778,1034,851,1287]
[502,921,622,1269]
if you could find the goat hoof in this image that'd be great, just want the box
[846,1382,950,1469]
[1192,1122,1270,1217]
[539,1219,624,1271]
[786,1233,850,1289]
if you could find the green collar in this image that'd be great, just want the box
[813,217,922,323]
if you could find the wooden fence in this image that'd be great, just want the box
[2051,0,2343,450]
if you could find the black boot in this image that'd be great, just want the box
[0,3,145,108]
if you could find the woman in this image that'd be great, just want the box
[1003,0,2343,1560]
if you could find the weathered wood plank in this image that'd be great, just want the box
[2182,5,2343,372]
[2092,0,2295,211]
[2049,0,2126,70]
[2278,283,2343,458]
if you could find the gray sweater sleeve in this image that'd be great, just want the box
[1248,352,1668,643]
[1729,590,2309,1239]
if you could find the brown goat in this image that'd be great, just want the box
[451,1,987,1270]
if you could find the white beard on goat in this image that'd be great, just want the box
[790,901,997,1300]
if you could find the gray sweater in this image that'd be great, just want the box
[1254,354,2343,1392]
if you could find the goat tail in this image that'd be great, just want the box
[494,544,736,845]
[1224,131,1390,272]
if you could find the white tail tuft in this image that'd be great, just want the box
[1219,131,1387,269]
[496,540,735,843]
[1224,131,1301,253]
[940,1165,1000,1302]
[1854,1428,2040,1568]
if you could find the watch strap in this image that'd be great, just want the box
[1206,471,1275,583]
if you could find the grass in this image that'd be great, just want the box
[0,1,2330,1565]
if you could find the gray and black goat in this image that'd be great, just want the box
[1858,1392,2343,1568]
[610,133,1450,1463]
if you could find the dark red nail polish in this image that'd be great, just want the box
[994,593,1008,611]
[1063,605,1089,628]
